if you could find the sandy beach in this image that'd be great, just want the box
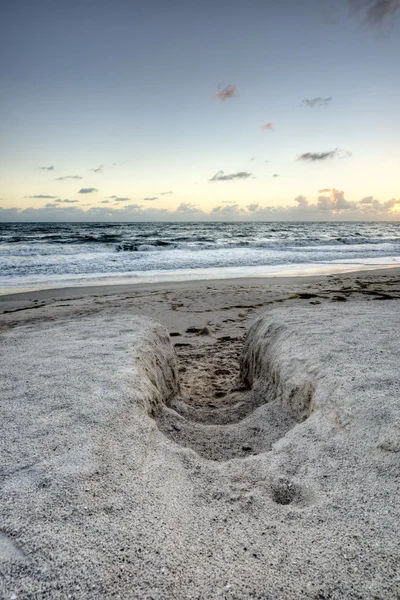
[3,0,400,594]
[2,265,400,341]
[1,267,400,599]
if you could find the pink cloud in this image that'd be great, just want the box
[213,85,237,102]
[261,123,274,131]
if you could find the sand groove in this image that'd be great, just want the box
[155,331,313,461]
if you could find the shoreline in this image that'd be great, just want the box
[1,266,399,353]
[1,264,400,303]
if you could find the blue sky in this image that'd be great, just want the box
[1,0,399,221]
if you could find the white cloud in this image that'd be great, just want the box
[174,202,205,216]
[294,195,309,208]
[316,189,356,210]
[210,204,246,217]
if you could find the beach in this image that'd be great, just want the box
[1,267,400,598]
[2,0,400,595]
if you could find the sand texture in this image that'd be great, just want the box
[1,270,400,599]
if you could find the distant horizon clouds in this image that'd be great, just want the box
[261,123,274,131]
[317,188,355,210]
[55,199,79,204]
[3,191,398,222]
[38,166,54,171]
[294,195,309,208]
[55,175,83,181]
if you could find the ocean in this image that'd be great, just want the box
[1,221,399,294]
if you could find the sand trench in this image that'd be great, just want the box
[154,324,314,463]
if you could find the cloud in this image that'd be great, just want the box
[0,207,19,218]
[90,161,126,174]
[318,188,331,193]
[25,194,58,199]
[90,165,104,174]
[118,203,142,210]
[359,195,399,212]
[245,192,399,219]
[174,202,205,216]
[272,173,280,178]
[55,199,79,204]
[213,84,237,102]
[211,204,246,217]
[101,200,110,204]
[113,197,131,202]
[3,192,399,222]
[78,188,98,194]
[301,97,332,107]
[158,191,173,195]
[317,189,356,210]
[261,123,274,131]
[144,197,158,201]
[55,175,83,180]
[349,0,400,25]
[38,165,54,171]
[294,195,309,208]
[209,170,252,182]
[298,148,351,161]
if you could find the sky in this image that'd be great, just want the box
[0,0,399,222]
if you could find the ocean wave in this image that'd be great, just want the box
[115,240,173,252]
[111,237,399,253]
[1,222,399,289]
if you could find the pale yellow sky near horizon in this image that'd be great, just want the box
[1,152,399,217]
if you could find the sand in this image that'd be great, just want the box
[1,267,400,599]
